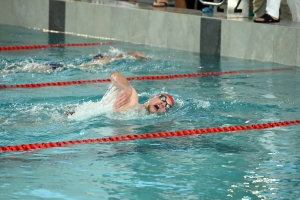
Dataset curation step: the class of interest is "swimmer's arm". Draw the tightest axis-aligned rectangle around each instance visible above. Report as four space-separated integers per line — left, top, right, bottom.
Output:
81 57 113 66
110 71 137 110
126 52 148 59
87 52 147 64
112 52 148 59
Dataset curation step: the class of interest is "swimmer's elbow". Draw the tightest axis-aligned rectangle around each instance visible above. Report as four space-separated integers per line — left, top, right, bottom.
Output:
110 71 117 77
110 71 123 85
110 71 129 88
110 71 124 80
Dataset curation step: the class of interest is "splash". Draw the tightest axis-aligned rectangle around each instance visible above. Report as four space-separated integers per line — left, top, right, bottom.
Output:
68 84 119 121
0 58 65 73
107 46 124 56
67 84 162 121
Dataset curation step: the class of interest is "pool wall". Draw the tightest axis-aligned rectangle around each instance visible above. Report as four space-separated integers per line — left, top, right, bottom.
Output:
0 0 299 67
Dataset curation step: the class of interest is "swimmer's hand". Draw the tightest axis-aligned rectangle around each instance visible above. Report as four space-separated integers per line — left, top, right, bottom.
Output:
113 86 132 110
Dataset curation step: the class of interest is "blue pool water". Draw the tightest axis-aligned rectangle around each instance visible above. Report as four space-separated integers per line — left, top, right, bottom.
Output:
1 24 300 199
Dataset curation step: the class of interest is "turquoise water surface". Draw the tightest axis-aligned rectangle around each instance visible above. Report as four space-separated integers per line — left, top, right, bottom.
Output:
1 25 300 199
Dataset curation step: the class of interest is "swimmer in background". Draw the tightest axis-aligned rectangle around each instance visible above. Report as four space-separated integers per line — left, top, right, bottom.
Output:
80 51 148 66
48 51 147 69
46 51 148 70
0 52 148 73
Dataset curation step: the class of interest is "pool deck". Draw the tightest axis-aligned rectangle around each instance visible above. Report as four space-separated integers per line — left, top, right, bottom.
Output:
0 0 299 67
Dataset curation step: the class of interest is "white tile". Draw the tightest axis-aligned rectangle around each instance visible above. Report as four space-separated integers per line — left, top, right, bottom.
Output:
249 23 275 62
11 0 28 27
76 2 95 36
94 5 111 39
167 13 188 50
0 0 12 25
147 11 168 48
65 2 77 33
111 7 130 41
229 21 252 59
221 19 230 57
274 26 298 66
297 30 300 67
129 9 149 44
187 15 200 53
27 0 49 29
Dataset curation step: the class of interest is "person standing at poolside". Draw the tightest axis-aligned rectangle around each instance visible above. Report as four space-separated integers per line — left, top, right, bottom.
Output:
254 0 300 23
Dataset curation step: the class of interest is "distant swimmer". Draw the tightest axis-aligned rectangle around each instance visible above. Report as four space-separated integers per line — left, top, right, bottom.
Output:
66 71 175 117
80 51 148 66
40 51 148 69
0 52 148 73
0 62 65 73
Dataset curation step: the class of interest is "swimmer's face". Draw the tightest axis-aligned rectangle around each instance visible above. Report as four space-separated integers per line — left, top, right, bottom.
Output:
146 94 174 113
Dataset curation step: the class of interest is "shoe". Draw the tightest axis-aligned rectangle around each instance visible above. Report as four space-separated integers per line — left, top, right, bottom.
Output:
254 13 280 23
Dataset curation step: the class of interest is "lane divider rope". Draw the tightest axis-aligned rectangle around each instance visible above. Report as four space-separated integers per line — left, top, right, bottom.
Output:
0 41 120 51
0 67 293 89
1 120 299 153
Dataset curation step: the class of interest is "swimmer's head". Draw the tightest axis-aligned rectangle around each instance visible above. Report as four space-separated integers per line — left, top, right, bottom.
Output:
144 93 175 113
93 53 104 60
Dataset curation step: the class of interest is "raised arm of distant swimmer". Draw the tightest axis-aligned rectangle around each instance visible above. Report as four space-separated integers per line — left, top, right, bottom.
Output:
81 52 148 67
107 52 147 59
110 71 138 111
126 52 148 59
103 52 148 60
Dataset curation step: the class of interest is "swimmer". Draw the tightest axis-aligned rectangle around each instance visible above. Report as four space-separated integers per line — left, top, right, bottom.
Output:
0 52 148 73
66 71 174 117
111 71 174 113
0 62 65 73
80 51 148 66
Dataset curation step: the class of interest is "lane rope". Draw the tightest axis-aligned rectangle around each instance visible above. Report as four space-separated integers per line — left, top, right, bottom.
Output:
0 67 293 89
1 120 299 153
0 41 120 51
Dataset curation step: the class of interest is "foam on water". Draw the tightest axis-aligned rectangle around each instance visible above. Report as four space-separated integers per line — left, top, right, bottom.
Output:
67 84 117 121
67 83 172 121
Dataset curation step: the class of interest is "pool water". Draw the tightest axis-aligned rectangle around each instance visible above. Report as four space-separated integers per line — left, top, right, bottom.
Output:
1 24 300 199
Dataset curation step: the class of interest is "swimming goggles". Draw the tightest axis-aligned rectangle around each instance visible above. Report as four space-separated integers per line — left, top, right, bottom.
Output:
159 95 172 111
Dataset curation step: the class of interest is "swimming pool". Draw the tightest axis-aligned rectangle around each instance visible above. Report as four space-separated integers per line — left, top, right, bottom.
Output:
1 24 300 199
